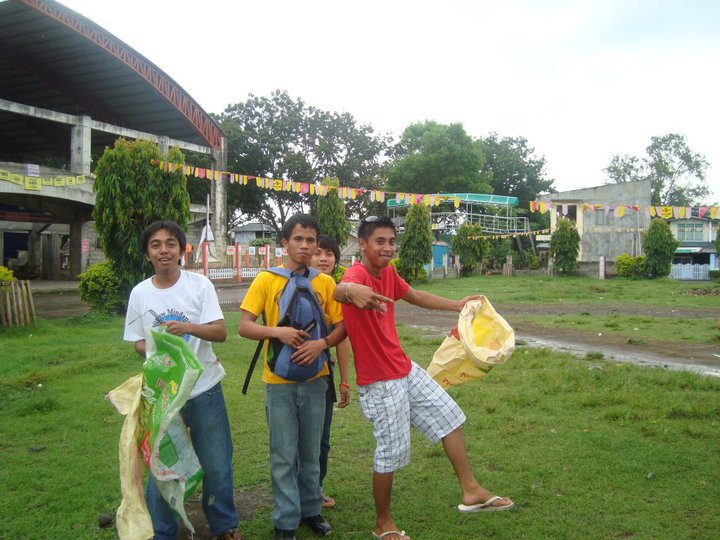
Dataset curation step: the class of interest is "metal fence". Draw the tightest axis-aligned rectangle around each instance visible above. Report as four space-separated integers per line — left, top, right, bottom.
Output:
670 263 710 280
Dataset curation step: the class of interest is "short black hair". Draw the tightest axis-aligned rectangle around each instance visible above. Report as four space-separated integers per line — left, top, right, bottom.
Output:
358 215 395 240
281 214 320 241
141 220 187 255
317 234 340 264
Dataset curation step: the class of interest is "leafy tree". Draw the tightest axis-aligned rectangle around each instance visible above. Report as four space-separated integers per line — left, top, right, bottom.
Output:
397 204 433 283
643 218 679 278
93 138 190 305
387 121 491 195
550 218 580 274
480 133 554 204
451 223 488 276
314 177 351 247
216 90 390 234
604 133 709 205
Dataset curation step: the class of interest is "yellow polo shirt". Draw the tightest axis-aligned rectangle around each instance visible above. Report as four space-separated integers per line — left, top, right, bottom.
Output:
240 268 343 384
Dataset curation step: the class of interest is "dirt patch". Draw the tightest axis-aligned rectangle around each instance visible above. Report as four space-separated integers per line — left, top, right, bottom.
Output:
176 486 273 539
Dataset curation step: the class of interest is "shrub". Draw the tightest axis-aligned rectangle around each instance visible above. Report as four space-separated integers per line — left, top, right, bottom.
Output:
78 262 125 315
616 253 647 278
486 239 512 270
550 218 581 274
527 253 541 270
709 269 720 280
332 265 346 284
397 204 433 284
0 265 16 282
451 223 489 276
643 218 680 278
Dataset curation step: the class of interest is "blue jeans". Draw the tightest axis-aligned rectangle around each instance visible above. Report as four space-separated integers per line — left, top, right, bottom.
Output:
146 382 238 539
319 375 334 489
266 377 327 530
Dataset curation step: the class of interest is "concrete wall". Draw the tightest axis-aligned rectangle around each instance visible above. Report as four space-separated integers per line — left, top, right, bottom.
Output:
539 180 652 263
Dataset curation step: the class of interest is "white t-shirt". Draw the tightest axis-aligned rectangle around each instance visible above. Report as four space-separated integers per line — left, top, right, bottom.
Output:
124 270 226 398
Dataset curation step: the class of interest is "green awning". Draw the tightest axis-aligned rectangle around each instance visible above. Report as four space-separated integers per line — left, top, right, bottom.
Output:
386 192 519 207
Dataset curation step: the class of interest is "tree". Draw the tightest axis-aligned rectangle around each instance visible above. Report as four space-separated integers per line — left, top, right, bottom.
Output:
314 177 351 247
397 204 433 283
604 133 709 205
387 121 491 195
93 138 190 305
480 133 554 204
643 218 679 278
451 223 488 276
216 91 390 235
550 218 580 274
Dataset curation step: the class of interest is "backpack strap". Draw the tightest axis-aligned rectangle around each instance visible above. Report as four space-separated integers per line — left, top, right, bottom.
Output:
242 338 265 395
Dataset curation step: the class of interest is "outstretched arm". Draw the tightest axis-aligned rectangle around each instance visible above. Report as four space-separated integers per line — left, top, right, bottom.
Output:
401 288 483 312
334 282 392 312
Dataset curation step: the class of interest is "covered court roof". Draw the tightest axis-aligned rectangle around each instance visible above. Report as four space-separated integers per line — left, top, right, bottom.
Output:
0 0 223 162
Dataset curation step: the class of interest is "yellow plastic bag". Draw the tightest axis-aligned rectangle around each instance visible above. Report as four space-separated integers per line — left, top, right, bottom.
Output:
427 297 514 388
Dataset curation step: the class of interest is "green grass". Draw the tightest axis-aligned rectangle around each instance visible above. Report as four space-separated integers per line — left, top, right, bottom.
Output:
419 274 720 309
513 313 720 346
2 278 720 539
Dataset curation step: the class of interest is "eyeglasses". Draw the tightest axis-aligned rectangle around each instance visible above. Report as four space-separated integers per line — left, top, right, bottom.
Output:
362 215 381 223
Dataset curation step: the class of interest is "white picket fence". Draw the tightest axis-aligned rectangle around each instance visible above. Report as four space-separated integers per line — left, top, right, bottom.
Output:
189 267 264 281
670 263 710 280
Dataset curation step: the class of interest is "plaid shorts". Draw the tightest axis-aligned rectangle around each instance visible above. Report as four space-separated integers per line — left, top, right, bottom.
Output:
358 362 466 473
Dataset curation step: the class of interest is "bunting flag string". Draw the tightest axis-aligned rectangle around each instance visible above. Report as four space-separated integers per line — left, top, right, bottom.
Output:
153 159 465 208
529 200 719 220
0 168 87 191
151 160 720 219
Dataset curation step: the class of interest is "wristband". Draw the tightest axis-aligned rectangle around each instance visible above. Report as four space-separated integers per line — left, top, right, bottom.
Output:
323 337 331 349
345 283 352 303
339 382 350 389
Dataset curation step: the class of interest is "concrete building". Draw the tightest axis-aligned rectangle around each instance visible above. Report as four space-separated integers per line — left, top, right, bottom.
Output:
0 0 227 279
668 217 718 280
538 180 653 273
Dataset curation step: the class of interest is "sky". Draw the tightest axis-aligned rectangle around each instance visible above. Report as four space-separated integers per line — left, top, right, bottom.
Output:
58 0 719 202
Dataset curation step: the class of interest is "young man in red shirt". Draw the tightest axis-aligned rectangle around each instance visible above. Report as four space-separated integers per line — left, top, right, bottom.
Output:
334 216 513 540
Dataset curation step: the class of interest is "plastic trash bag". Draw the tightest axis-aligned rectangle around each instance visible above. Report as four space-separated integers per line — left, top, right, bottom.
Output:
110 326 204 539
140 326 204 533
427 297 514 389
108 373 154 540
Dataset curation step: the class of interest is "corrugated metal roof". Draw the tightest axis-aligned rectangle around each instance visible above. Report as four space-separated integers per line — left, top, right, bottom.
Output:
0 0 223 162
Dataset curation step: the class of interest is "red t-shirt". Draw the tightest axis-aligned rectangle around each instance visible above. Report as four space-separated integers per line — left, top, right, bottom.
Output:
341 262 411 386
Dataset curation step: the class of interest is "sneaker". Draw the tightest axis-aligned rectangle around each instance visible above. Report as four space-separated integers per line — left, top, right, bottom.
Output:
274 527 297 540
321 493 336 509
302 514 333 536
217 528 243 540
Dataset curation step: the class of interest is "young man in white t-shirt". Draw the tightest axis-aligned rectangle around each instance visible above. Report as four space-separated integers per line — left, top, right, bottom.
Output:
124 220 242 540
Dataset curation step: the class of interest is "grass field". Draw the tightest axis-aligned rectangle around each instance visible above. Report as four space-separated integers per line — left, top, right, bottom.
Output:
1 276 719 539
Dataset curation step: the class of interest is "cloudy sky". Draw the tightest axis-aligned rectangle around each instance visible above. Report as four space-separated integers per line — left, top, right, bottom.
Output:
59 0 719 201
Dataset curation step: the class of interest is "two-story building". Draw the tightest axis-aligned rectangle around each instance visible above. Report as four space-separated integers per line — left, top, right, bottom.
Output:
667 217 718 280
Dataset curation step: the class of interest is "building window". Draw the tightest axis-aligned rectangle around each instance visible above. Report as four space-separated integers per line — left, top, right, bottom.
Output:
596 209 614 226
677 222 703 241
